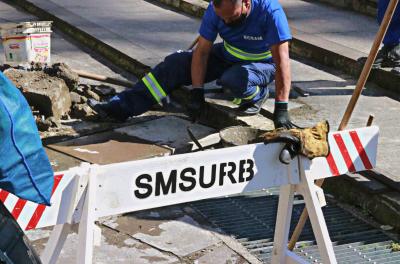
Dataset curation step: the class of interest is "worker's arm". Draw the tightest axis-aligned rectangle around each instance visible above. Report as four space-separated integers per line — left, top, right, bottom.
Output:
187 36 213 121
271 41 291 102
271 41 295 129
191 36 213 87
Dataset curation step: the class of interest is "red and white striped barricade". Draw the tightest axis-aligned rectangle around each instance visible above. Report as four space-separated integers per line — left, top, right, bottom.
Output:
0 126 379 264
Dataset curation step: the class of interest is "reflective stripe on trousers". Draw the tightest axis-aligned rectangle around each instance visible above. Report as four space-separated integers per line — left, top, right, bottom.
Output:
232 86 260 105
142 72 167 104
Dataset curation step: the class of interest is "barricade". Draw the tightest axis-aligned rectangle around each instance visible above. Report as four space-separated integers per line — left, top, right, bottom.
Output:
0 126 379 264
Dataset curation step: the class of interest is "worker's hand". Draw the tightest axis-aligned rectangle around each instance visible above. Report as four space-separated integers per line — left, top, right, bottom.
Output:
187 87 205 122
273 102 298 129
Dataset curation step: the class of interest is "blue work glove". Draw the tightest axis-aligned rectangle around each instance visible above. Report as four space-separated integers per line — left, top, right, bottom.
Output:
187 87 205 122
273 101 298 129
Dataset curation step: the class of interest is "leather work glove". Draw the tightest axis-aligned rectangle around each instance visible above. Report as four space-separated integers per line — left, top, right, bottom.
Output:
187 87 205 122
261 130 301 164
257 120 330 164
273 102 298 129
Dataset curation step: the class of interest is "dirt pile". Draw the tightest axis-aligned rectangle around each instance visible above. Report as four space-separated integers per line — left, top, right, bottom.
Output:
2 63 116 132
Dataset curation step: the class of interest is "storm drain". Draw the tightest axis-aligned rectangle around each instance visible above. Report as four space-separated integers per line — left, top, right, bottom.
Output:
191 189 400 263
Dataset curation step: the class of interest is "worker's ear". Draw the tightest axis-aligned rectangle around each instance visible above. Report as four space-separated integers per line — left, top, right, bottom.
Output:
243 0 250 9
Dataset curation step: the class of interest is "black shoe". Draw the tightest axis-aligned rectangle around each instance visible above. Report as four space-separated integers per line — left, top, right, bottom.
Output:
373 45 391 69
87 99 127 122
392 66 400 76
385 44 400 68
236 88 269 116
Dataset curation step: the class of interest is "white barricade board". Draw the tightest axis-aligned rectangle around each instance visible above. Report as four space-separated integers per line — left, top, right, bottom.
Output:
0 167 86 230
94 142 300 218
306 126 379 180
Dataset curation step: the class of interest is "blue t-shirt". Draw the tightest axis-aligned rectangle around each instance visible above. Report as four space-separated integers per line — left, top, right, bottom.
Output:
199 0 292 62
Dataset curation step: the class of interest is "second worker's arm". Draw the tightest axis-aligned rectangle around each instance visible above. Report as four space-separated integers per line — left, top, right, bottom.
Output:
188 36 214 121
271 41 295 129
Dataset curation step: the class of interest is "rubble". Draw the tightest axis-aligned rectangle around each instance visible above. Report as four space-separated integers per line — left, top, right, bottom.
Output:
4 68 72 120
1 62 114 134
45 62 79 90
71 103 95 119
92 84 116 97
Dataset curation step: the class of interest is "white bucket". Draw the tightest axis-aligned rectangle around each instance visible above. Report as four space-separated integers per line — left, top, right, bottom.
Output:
0 21 52 64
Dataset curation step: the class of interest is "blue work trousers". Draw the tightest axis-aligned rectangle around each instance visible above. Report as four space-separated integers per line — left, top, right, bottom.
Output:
378 0 400 45
108 43 276 118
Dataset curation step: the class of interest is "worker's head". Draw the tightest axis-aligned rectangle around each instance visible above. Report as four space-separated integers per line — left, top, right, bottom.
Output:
213 0 250 27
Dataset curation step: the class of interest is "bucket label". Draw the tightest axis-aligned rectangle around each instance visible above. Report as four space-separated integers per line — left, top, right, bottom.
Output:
2 33 51 64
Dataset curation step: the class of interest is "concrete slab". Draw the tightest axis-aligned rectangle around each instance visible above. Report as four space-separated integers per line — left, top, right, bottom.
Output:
197 243 247 264
47 130 172 164
115 116 215 151
133 215 220 257
26 226 180 263
189 132 221 151
45 147 81 171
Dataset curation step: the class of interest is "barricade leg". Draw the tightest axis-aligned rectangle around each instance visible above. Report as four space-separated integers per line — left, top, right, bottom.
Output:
77 169 98 264
272 184 295 264
272 184 308 264
41 223 72 264
298 161 337 264
41 172 86 264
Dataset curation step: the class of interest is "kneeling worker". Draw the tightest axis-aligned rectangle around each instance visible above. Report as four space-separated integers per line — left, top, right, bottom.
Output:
89 0 296 129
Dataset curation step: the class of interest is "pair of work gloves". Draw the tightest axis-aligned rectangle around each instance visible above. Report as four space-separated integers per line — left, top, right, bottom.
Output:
254 120 330 164
187 87 296 129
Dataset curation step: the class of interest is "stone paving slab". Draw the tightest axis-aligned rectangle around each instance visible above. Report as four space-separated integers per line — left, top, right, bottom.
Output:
133 215 220 257
26 225 181 264
115 116 215 151
197 243 245 264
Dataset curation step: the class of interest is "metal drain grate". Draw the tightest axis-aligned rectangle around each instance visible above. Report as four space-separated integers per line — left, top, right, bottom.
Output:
191 190 400 263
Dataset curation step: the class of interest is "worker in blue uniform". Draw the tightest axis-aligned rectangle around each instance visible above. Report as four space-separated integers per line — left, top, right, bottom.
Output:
89 0 296 129
374 0 400 74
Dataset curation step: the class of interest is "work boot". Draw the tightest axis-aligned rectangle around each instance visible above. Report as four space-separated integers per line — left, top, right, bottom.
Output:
236 88 269 116
386 44 400 68
372 45 391 69
392 66 400 76
87 98 127 122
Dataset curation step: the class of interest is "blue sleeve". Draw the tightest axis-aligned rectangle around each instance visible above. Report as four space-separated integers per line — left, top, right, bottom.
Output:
199 3 218 42
265 1 292 46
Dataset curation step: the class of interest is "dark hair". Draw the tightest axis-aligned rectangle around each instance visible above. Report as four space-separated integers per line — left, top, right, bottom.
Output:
213 0 241 8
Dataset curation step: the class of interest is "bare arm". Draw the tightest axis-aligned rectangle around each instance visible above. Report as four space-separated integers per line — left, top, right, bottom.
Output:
271 41 291 101
191 36 213 87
